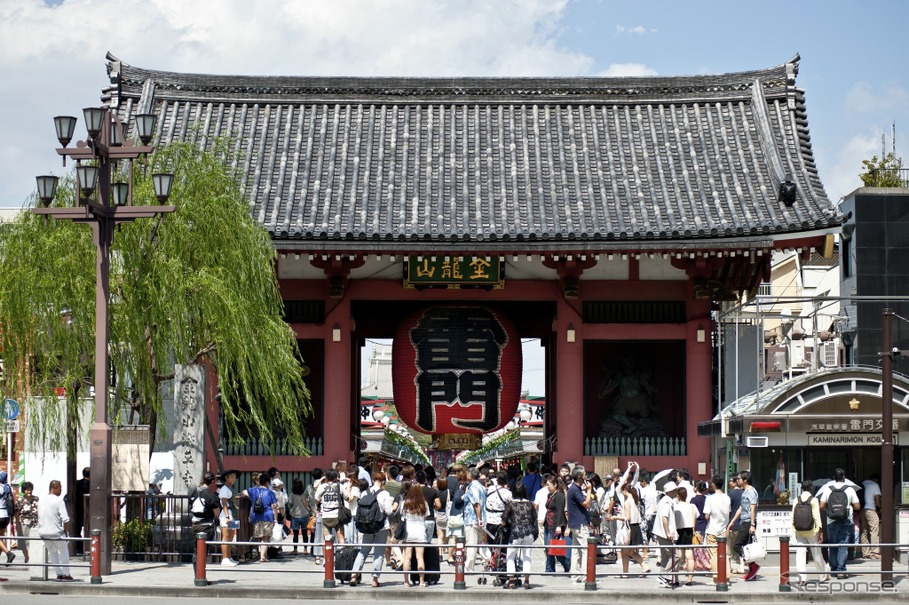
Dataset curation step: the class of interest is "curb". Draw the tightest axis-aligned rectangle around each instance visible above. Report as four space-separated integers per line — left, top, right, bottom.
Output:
4 581 909 602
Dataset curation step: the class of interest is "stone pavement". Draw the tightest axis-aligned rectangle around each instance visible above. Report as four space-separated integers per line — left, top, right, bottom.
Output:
0 544 906 601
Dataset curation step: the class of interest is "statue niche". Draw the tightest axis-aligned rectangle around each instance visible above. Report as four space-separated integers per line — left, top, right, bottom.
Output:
597 354 664 438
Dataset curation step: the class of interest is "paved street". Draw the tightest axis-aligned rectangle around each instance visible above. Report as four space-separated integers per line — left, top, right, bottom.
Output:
1 544 906 601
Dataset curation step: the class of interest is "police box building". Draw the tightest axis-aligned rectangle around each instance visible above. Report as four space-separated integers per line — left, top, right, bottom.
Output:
101 53 842 478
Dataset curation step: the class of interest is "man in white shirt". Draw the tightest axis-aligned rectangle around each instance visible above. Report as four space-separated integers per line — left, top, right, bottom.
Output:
819 468 860 578
533 475 549 543
860 474 882 560
702 474 731 584
653 481 679 588
37 480 73 581
639 473 658 553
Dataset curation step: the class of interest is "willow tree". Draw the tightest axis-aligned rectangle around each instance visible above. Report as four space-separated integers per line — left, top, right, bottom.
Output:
0 140 311 463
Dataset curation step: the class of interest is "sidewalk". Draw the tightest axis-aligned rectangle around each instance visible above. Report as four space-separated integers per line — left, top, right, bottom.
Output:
0 546 905 601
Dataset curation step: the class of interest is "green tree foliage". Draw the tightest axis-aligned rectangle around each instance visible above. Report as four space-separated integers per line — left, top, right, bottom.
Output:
859 152 905 187
0 141 311 456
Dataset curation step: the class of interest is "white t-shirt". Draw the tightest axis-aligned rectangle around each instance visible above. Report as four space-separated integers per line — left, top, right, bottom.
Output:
315 481 341 518
38 492 70 538
673 500 697 529
533 484 549 523
218 484 234 523
703 491 731 536
862 480 881 510
640 483 658 518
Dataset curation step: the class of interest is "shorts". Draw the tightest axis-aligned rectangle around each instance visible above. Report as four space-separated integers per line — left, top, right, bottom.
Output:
0 518 9 531
220 519 240 530
322 517 340 529
291 515 310 531
252 521 274 540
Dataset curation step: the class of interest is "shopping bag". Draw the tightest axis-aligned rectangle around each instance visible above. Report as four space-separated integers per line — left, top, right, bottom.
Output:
692 533 710 571
614 521 630 546
548 538 567 556
742 537 767 563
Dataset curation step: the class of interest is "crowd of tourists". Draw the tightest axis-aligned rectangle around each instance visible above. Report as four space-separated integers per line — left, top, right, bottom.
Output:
188 460 868 589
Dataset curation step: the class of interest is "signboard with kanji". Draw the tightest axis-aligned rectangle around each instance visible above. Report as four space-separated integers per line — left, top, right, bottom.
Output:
404 256 503 288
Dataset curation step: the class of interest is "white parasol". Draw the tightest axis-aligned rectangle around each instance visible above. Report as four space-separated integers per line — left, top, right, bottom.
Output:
651 468 676 490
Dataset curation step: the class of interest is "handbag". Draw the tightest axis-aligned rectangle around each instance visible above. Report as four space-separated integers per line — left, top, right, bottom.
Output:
614 521 631 546
394 519 407 541
337 504 352 525
334 485 352 525
742 536 767 563
548 538 567 556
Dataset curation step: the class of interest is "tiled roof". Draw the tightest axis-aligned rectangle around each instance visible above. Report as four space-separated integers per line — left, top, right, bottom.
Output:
103 53 841 245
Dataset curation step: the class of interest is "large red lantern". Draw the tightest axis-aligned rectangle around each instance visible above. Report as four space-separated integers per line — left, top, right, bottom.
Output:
392 305 523 435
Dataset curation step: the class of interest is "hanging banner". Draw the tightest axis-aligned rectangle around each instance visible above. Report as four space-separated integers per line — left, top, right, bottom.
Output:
392 305 522 435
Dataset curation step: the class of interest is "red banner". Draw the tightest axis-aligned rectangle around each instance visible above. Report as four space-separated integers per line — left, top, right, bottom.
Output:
392 305 522 435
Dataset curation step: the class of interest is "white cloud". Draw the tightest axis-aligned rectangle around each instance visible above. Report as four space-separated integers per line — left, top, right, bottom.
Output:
596 63 658 77
615 25 656 35
844 82 909 113
821 131 882 203
0 0 597 206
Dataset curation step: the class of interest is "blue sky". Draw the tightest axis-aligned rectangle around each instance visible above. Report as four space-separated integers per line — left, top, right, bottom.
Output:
2 0 907 394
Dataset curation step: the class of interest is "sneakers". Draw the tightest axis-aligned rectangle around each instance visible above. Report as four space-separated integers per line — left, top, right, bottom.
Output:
221 558 238 567
4 552 14 566
57 575 75 582
658 577 675 589
742 562 760 581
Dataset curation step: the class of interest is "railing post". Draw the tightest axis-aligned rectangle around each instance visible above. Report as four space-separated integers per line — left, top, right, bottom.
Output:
323 536 336 588
778 535 791 592
716 535 728 592
453 539 466 590
585 536 597 591
194 532 208 587
90 529 102 584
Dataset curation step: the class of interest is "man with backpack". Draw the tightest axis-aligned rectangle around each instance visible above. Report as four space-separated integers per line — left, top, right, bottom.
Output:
819 469 860 579
791 479 828 586
349 472 396 588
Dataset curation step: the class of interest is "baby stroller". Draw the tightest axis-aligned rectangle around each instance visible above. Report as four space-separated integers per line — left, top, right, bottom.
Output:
480 526 521 587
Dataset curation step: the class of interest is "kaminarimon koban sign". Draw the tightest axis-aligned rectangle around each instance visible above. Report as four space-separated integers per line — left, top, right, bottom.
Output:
392 306 522 437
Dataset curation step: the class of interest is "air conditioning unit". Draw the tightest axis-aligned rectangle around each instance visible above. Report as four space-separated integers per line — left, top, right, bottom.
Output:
820 342 839 367
746 436 769 448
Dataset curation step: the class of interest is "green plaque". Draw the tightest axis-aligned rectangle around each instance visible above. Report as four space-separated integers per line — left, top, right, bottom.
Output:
404 256 503 288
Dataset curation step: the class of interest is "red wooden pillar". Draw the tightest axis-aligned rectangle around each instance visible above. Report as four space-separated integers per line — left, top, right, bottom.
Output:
323 297 353 463
686 314 712 474
553 296 584 464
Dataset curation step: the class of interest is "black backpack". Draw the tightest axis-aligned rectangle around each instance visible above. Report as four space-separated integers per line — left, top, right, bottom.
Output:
826 486 850 521
792 494 815 531
253 488 266 514
355 490 387 534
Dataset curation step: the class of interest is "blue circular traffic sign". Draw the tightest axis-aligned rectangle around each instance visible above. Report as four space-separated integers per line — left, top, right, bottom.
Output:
1 399 19 421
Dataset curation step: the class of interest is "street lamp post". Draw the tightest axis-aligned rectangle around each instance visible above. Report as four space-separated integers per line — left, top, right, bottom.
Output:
33 107 174 575
881 308 895 582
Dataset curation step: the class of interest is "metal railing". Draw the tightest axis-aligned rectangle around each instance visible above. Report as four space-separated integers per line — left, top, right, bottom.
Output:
584 435 687 456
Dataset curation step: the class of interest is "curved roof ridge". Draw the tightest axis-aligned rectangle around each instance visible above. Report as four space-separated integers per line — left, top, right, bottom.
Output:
108 54 796 104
